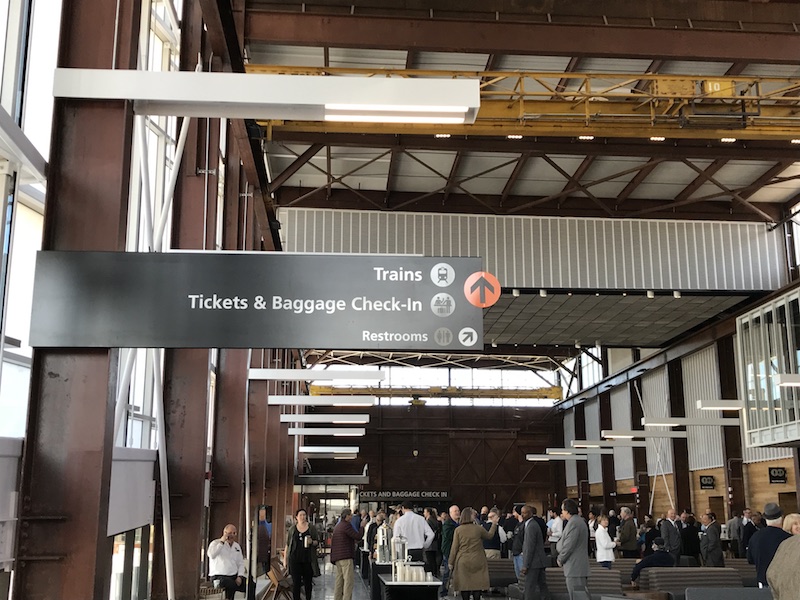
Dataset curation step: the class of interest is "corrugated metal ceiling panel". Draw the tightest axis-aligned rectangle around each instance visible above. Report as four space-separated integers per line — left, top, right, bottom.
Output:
327 47 407 68
660 61 734 75
413 51 490 70
393 151 457 193
247 43 324 66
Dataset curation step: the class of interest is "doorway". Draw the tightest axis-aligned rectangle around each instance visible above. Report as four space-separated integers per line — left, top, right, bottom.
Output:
778 492 798 513
708 496 725 519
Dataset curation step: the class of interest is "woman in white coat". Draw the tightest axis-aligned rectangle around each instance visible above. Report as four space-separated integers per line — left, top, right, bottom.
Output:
595 514 617 569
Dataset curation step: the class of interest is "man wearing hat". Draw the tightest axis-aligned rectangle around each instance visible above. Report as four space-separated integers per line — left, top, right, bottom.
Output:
747 502 792 588
630 537 675 588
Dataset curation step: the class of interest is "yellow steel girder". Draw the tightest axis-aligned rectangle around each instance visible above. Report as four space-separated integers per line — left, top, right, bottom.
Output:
308 384 563 400
245 65 800 140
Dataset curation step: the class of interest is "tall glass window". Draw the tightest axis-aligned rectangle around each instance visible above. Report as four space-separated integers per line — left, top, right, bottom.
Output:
737 289 800 446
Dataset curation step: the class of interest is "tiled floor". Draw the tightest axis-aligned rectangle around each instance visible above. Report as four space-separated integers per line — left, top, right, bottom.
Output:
312 558 372 600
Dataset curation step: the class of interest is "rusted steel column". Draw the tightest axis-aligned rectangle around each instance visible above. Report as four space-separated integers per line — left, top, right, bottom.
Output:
629 379 649 523
247 349 275 556
717 336 745 520
668 359 691 513
209 125 250 539
13 0 141 598
573 404 590 517
150 1 219 597
598 391 616 514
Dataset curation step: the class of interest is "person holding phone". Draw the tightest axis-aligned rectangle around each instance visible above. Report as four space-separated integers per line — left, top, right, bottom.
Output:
208 524 256 600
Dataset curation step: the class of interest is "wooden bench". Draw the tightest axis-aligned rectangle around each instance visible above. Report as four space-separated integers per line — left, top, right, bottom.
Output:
643 567 743 600
486 558 518 589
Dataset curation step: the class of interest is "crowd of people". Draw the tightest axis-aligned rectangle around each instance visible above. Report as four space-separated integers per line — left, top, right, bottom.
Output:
204 499 800 600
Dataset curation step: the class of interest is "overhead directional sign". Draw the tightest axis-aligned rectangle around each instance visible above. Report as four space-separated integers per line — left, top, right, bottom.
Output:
30 252 486 350
464 271 501 308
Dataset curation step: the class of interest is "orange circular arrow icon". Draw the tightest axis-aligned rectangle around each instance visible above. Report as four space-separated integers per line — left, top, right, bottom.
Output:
464 271 501 308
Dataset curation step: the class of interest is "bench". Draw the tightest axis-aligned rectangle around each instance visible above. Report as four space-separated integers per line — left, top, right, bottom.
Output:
725 558 759 587
486 558 518 589
684 588 773 600
644 567 743 600
508 568 621 600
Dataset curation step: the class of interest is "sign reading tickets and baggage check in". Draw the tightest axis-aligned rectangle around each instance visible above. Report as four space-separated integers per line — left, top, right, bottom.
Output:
30 252 498 350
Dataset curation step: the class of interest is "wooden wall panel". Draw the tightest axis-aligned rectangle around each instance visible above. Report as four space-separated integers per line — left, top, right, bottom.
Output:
305 405 562 512
744 461 798 514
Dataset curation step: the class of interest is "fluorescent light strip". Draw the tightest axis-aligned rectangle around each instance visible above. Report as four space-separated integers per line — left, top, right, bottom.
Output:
602 429 688 439
695 400 743 411
287 428 365 437
325 114 465 124
641 417 740 427
546 447 614 455
571 440 647 448
279 414 370 424
526 453 588 461
249 368 385 381
325 103 469 113
775 374 800 387
304 453 358 460
268 396 375 407
300 446 359 454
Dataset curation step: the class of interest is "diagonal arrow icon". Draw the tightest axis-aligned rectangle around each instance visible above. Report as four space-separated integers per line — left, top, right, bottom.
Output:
461 330 474 343
470 276 495 305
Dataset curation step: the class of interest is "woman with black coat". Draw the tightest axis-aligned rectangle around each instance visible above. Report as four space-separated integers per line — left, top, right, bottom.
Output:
424 507 443 574
285 508 321 600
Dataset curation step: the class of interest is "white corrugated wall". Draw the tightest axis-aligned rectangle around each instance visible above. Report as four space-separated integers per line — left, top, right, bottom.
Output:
610 386 634 480
564 409 577 487
585 399 603 484
682 345 726 470
640 369 674 476
608 348 634 376
280 208 787 291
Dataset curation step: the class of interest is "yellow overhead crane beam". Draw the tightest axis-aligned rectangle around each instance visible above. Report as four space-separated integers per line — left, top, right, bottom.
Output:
308 385 563 401
246 65 800 140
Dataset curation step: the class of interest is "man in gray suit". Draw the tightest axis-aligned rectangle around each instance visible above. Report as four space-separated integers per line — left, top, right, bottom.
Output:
556 499 590 600
520 505 551 600
660 508 682 566
700 512 725 567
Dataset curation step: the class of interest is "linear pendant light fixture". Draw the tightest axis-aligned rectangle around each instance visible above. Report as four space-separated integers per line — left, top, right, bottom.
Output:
695 399 744 411
279 414 371 424
287 427 365 437
249 369 385 382
546 447 614 455
641 417 740 427
267 396 375 407
300 446 360 454
526 454 588 461
53 69 481 124
774 374 800 387
306 454 358 460
571 440 647 448
602 429 688 439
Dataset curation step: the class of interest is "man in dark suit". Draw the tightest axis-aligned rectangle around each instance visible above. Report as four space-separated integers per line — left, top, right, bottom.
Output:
700 512 724 567
556 499 590 600
660 508 681 566
520 504 551 600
